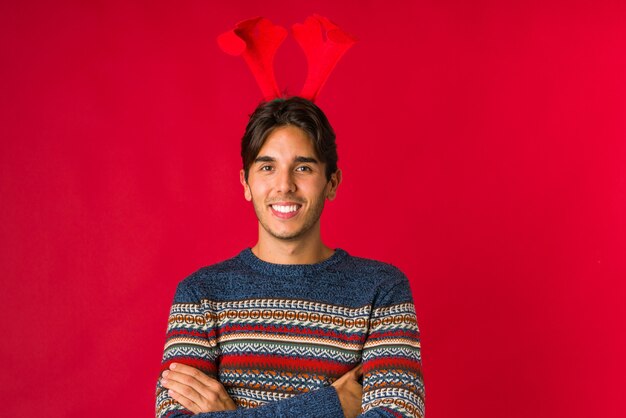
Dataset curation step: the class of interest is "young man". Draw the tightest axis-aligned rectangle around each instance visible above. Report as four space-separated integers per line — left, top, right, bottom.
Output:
156 97 424 418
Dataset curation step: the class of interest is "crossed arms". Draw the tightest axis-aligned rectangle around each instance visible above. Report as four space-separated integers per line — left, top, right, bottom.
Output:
156 273 424 418
160 362 363 417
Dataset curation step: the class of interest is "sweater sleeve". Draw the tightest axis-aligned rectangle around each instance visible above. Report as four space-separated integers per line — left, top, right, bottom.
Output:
357 271 425 418
155 280 345 418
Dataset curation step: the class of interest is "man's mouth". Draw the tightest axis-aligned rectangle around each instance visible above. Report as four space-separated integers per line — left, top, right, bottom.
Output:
271 204 300 213
270 203 302 219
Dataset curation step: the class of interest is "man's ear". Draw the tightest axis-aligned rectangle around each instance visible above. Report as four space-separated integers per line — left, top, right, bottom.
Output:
240 169 252 201
326 169 342 201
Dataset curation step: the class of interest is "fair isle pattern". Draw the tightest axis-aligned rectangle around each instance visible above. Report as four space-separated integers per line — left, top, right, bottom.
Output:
158 299 422 417
362 301 424 417
220 368 335 392
227 386 294 408
156 249 424 418
220 342 362 363
211 299 370 351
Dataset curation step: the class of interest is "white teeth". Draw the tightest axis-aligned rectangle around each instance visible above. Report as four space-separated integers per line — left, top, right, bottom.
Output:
272 204 299 213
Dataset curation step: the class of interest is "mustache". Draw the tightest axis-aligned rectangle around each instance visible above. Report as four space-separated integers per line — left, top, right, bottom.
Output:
266 197 306 205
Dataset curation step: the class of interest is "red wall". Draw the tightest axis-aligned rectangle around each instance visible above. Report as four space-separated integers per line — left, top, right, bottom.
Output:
2 1 625 417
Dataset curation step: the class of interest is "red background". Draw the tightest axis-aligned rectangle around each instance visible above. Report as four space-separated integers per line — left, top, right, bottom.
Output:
1 1 625 417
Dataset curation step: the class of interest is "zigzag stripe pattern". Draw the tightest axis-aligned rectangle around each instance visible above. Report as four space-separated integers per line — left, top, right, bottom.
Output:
371 302 416 317
203 298 372 315
219 369 333 394
227 386 294 408
229 385 293 402
364 370 424 393
162 346 218 361
220 341 361 363
362 346 422 362
219 334 364 351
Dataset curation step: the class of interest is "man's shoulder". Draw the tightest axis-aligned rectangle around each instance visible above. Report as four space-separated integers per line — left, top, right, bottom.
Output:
339 251 414 306
188 254 244 278
337 251 411 294
174 250 250 297
340 251 407 281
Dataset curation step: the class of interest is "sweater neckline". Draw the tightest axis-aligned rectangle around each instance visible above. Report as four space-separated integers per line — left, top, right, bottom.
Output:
238 247 348 276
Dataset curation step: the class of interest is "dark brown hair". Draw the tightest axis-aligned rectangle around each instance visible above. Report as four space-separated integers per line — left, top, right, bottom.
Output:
241 97 338 182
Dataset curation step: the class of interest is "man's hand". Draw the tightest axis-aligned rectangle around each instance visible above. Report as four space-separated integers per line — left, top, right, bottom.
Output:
332 364 363 418
160 363 237 413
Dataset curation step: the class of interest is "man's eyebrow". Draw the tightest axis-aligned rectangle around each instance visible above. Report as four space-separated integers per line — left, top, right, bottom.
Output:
294 156 319 164
254 156 275 163
254 156 319 164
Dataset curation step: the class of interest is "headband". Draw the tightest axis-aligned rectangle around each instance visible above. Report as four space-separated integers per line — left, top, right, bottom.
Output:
217 14 357 102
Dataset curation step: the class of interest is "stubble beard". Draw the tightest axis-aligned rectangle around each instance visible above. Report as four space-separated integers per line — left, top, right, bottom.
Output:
252 195 326 241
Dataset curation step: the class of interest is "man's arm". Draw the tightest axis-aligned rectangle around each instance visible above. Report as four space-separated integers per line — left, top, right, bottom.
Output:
356 271 425 418
160 362 364 418
156 282 221 418
156 281 347 418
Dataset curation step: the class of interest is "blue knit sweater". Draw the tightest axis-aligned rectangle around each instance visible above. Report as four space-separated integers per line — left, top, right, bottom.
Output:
156 248 424 417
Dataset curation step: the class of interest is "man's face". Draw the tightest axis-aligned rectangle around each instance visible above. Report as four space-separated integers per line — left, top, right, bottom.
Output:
240 125 341 242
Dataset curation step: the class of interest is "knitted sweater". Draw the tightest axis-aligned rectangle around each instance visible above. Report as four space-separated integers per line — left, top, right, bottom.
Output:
156 248 424 418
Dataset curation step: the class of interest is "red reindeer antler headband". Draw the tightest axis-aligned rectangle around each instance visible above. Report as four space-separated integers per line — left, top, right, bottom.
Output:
217 14 357 102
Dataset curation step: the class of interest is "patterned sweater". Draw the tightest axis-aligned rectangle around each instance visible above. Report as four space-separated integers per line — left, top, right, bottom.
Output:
156 248 424 418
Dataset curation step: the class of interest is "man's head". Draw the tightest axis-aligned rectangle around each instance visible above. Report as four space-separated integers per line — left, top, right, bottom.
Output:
239 97 341 243
241 97 338 183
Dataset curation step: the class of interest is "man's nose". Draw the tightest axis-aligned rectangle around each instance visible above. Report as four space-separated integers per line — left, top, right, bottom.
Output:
275 169 296 193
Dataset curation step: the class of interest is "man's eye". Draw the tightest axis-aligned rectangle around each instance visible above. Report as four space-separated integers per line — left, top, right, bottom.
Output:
260 166 273 171
296 166 312 172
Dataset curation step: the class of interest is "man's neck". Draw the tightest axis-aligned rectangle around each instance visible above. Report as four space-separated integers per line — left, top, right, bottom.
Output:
252 230 334 265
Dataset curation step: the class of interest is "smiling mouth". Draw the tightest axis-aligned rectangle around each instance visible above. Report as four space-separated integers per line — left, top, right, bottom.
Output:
270 203 302 218
271 204 301 213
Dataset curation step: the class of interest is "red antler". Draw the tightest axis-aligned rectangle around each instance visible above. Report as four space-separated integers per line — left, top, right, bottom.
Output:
292 14 357 102
217 17 287 101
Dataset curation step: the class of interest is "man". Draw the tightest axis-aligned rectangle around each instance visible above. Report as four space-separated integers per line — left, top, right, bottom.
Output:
156 97 424 418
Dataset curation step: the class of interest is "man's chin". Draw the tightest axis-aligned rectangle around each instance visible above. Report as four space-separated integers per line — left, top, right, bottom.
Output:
258 217 321 242
267 230 303 241
260 224 307 241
